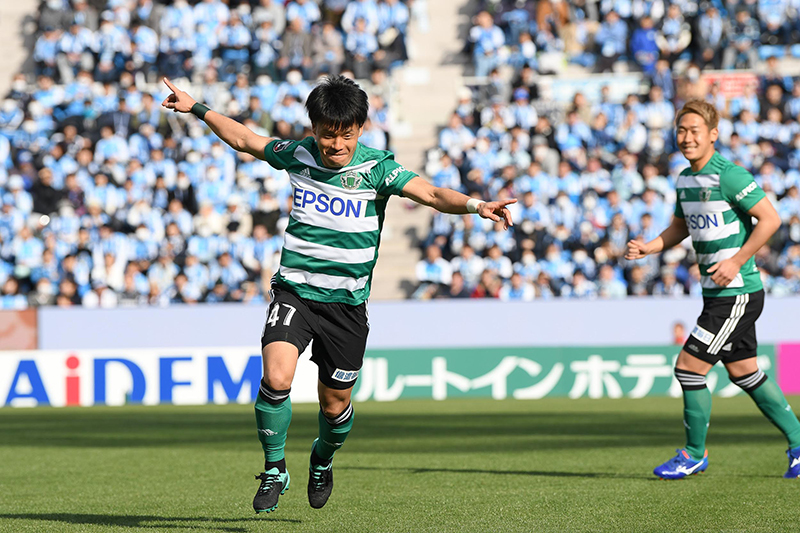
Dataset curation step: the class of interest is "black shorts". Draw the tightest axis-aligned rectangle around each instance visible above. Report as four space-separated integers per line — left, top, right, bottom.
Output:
683 290 764 365
260 286 370 390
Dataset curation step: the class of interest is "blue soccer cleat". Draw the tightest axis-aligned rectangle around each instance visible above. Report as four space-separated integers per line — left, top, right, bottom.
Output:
784 446 800 479
653 449 708 479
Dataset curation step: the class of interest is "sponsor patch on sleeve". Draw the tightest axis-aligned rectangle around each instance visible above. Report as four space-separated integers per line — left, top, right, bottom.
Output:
272 140 293 153
690 324 715 345
332 369 359 382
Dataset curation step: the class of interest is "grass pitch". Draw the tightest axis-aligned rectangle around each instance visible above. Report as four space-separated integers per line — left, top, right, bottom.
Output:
0 397 797 533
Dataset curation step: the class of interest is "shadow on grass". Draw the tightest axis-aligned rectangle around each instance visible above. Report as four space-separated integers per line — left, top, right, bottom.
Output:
0 513 300 532
339 465 650 480
0 408 784 452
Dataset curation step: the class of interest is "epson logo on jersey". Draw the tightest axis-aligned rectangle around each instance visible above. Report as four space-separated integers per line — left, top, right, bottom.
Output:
735 182 757 202
687 213 719 230
332 369 359 382
293 187 363 217
384 166 406 186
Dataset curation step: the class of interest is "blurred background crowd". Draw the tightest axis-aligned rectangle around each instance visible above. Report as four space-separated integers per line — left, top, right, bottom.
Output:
3 0 800 308
414 0 800 301
0 0 414 308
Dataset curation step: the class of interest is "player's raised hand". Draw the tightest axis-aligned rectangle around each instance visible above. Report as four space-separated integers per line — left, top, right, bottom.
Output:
477 199 517 230
625 239 649 260
161 77 196 113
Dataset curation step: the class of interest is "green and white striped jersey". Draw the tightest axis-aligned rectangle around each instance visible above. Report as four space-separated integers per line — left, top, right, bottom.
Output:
674 152 766 297
263 137 417 305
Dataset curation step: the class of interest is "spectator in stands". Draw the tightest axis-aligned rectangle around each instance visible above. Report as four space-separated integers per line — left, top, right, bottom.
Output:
345 17 379 79
470 10 505 77
722 8 760 70
313 21 346 77
631 16 659 75
655 4 691 64
593 11 627 73
694 6 724 70
414 244 452 299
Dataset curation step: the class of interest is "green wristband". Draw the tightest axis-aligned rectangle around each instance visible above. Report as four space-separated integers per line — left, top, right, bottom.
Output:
191 102 210 120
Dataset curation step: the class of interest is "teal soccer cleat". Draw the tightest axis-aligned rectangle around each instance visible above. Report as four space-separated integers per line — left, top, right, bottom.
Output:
253 467 290 513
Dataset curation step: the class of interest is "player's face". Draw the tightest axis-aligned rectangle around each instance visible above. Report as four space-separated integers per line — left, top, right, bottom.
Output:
313 122 363 169
676 113 718 163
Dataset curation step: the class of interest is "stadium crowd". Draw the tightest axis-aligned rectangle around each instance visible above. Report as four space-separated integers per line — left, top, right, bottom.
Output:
0 0 414 308
416 0 800 300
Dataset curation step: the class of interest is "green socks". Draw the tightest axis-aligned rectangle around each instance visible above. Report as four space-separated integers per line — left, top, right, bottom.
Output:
733 371 800 449
675 369 712 461
254 381 292 465
314 403 354 462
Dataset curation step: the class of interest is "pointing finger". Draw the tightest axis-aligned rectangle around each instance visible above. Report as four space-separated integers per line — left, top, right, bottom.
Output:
163 77 178 93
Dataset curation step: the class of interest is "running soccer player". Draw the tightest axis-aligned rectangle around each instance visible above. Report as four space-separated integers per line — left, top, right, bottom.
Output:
626 100 800 480
162 76 516 510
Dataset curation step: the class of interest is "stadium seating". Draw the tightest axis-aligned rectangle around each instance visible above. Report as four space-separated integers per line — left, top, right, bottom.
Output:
1 0 410 308
415 0 800 300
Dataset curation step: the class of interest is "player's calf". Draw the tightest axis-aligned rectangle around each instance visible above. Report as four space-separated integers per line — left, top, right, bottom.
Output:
731 368 800 477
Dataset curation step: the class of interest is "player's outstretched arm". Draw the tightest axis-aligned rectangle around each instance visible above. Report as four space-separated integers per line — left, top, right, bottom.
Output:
161 78 275 160
707 197 780 286
401 176 516 230
625 215 689 260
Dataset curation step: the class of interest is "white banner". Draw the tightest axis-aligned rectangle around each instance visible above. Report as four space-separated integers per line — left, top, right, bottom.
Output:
0 347 320 408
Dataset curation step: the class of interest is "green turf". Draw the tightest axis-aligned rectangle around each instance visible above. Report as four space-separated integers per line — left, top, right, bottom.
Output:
0 397 797 533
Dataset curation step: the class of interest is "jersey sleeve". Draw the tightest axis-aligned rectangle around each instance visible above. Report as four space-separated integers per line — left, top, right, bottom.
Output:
263 139 298 170
721 164 766 212
673 200 684 219
372 158 418 197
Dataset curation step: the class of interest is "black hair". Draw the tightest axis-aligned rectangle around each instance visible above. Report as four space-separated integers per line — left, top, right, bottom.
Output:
305 76 369 132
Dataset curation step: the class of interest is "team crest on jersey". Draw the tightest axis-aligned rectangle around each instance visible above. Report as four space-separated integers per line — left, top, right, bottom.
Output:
340 170 363 190
700 188 712 202
273 140 292 153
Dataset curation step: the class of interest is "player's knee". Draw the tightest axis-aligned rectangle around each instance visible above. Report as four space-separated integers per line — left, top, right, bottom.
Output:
257 379 290 405
262 374 293 396
730 368 767 392
320 401 353 424
674 367 708 390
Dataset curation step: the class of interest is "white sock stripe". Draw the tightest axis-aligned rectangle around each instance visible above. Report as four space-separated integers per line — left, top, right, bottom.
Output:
735 370 765 389
259 384 290 401
709 294 748 355
675 370 707 387
326 403 353 425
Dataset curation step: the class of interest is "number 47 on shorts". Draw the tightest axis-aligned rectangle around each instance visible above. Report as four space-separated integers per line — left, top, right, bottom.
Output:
267 303 297 328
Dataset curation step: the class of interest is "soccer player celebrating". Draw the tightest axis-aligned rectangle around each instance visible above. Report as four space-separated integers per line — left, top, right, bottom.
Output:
626 100 800 480
162 76 515 510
